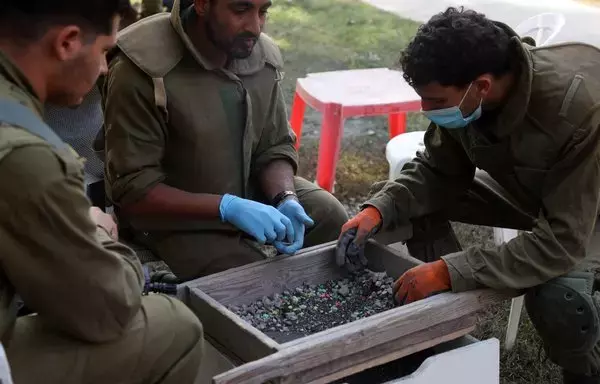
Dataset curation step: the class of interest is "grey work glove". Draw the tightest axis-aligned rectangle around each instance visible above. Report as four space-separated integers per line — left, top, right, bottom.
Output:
336 228 369 272
335 207 382 271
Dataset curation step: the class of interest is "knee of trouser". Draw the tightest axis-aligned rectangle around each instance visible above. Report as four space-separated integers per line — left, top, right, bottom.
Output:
563 369 600 384
144 295 204 359
170 299 204 349
405 214 461 262
301 190 349 242
409 213 454 243
525 272 600 376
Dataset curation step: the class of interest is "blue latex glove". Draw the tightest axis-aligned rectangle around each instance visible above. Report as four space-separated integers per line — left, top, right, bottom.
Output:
219 194 294 245
274 198 314 255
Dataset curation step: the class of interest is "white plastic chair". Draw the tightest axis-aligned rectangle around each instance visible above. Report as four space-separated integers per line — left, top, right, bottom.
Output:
385 131 426 181
514 13 566 46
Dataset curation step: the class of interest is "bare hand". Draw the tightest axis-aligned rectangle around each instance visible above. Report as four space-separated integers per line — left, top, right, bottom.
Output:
89 207 118 240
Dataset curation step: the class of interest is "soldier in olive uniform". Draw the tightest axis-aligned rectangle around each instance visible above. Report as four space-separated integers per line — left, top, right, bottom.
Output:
0 1 203 383
338 8 600 383
101 0 348 281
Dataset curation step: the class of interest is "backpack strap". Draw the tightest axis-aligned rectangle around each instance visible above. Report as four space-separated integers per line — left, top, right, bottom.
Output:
0 99 104 205
0 99 67 151
152 77 169 123
0 99 82 180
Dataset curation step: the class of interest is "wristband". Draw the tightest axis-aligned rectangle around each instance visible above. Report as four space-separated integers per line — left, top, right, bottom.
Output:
271 190 297 207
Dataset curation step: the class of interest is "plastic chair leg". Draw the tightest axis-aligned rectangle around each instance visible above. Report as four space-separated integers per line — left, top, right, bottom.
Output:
505 295 525 351
290 91 306 150
316 103 344 193
389 112 407 138
493 227 523 351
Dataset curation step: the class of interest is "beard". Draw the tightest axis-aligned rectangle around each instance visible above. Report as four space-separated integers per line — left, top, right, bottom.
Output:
205 19 258 60
48 54 96 107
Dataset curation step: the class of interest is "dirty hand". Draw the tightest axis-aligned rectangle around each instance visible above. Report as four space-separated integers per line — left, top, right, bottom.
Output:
335 207 382 270
393 260 451 305
274 198 314 255
89 206 118 240
219 194 294 245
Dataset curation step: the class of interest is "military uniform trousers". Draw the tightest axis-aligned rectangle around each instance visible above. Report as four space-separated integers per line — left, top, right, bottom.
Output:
4 295 204 384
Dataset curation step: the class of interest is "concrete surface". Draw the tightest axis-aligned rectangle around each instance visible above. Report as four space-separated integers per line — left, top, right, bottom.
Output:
364 0 600 47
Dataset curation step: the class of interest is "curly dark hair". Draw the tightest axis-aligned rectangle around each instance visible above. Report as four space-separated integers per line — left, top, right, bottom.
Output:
400 7 514 88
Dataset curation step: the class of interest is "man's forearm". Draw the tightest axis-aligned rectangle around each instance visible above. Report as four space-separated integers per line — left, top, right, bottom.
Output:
260 159 296 202
121 183 222 218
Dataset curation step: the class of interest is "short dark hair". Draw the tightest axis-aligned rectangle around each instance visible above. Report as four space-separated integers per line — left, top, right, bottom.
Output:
400 7 514 88
0 0 133 41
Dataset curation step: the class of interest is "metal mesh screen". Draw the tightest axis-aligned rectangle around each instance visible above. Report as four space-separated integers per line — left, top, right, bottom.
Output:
44 86 105 181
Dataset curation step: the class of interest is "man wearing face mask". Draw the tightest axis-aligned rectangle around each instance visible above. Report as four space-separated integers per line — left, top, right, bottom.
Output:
338 7 600 383
100 0 348 281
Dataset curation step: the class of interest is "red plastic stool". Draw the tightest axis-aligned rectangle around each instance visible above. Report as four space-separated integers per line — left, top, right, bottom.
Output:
290 68 421 192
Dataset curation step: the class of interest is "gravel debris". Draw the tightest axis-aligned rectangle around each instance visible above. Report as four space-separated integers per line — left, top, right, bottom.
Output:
228 269 395 343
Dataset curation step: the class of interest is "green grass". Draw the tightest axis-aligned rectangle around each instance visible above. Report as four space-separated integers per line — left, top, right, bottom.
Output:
266 0 419 99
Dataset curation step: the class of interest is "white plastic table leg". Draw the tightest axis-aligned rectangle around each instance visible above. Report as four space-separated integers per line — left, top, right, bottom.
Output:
493 228 518 245
505 295 525 351
493 227 523 351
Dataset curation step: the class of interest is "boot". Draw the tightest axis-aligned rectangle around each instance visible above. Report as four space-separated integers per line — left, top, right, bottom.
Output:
563 370 600 384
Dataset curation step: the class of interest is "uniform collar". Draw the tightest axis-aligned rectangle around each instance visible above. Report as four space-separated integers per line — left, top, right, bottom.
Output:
492 39 533 138
480 22 533 138
0 50 44 118
170 0 217 71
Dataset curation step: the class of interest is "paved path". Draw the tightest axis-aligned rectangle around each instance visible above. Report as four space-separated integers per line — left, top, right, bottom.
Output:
365 0 600 47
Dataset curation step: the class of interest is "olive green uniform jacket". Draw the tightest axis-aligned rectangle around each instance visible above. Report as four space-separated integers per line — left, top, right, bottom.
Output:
101 0 347 279
367 33 600 293
0 52 203 384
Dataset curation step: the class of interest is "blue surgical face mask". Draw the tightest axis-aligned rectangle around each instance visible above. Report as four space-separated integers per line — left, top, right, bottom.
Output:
422 83 482 129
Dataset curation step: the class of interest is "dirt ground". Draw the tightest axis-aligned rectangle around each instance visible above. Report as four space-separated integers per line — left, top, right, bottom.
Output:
268 0 563 382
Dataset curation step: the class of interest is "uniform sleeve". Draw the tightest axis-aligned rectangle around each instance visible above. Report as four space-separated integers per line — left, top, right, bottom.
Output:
443 119 600 292
365 124 476 229
251 79 299 177
0 145 144 343
102 54 168 206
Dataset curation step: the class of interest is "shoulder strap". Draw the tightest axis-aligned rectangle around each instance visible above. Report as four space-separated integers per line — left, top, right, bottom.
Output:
152 77 169 123
0 99 67 150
